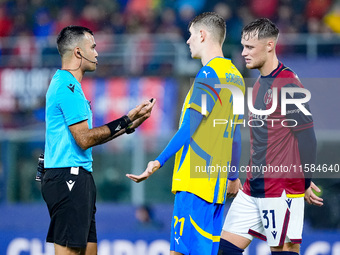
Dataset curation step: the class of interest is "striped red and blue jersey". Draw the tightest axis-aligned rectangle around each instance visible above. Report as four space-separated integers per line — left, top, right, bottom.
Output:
243 62 314 198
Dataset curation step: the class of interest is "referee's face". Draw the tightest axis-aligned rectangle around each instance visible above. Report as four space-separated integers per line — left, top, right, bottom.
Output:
241 33 268 70
80 32 98 72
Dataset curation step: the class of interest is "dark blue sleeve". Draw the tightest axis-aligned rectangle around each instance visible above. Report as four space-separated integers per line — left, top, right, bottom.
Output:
156 108 203 167
281 83 313 131
295 127 317 189
228 125 241 180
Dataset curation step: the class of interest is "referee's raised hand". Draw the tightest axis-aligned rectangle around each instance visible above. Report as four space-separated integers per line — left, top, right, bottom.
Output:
127 98 156 130
127 98 156 122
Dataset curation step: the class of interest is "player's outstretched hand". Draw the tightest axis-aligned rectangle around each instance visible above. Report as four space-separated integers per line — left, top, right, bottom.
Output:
304 181 324 207
127 99 156 122
226 178 243 198
126 160 161 183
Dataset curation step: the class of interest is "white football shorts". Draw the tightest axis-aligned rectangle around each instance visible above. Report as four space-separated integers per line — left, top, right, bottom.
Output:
222 190 304 247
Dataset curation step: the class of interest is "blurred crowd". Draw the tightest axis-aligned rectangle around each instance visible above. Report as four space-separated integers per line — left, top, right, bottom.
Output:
0 0 339 69
0 0 338 71
0 0 339 43
0 0 340 129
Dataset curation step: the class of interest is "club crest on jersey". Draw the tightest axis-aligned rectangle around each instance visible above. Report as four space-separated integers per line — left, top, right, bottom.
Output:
264 89 273 105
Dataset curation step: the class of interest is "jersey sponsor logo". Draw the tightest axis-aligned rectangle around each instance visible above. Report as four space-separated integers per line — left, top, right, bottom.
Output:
285 198 292 209
248 111 268 121
66 180 75 191
67 84 75 93
264 89 273 105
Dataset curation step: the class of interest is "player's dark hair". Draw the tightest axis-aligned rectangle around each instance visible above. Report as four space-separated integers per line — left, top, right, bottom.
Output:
242 18 279 40
188 12 226 45
57 25 93 57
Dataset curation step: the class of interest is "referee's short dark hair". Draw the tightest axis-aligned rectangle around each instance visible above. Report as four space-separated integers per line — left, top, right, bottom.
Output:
242 18 279 40
189 12 226 45
57 26 93 57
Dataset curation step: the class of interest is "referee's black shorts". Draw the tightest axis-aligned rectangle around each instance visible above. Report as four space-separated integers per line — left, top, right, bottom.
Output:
41 167 97 248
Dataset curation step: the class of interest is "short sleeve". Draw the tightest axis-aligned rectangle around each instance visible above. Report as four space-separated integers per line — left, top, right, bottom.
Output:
188 66 221 116
57 84 88 126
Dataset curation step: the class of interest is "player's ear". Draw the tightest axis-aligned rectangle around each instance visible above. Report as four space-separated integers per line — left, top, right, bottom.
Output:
200 29 207 42
267 40 275 52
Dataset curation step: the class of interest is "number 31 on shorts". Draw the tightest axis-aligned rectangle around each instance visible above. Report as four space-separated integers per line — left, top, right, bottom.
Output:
262 209 276 229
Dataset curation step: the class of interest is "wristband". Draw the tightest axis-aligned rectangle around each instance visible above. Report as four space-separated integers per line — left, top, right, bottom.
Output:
106 115 132 136
122 115 132 126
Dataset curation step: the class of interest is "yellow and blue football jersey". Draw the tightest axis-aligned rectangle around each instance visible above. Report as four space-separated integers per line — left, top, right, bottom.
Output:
172 57 245 204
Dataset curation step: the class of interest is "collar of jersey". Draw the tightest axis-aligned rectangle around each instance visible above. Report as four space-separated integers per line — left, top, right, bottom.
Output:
58 69 81 86
261 62 283 78
205 56 231 66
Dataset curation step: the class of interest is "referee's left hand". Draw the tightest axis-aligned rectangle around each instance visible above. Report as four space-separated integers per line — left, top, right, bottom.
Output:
126 160 161 183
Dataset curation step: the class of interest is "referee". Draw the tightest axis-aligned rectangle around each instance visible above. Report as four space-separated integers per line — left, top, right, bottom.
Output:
41 26 156 255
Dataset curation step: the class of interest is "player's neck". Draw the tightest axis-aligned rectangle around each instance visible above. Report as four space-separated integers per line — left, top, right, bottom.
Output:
259 56 279 76
201 47 224 66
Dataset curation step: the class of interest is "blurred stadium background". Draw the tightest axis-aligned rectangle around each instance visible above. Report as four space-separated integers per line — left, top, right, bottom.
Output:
0 0 339 254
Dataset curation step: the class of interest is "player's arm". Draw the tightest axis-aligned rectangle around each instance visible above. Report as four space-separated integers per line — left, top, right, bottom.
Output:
295 127 316 189
126 108 203 183
282 84 316 189
282 83 322 206
69 100 155 150
226 124 243 198
294 127 323 206
127 66 217 183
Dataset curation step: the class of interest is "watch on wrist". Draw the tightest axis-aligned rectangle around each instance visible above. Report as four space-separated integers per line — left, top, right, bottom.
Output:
126 123 135 134
126 127 135 134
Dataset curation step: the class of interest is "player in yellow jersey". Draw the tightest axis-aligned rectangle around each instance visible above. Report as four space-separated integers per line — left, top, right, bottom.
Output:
127 12 245 255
